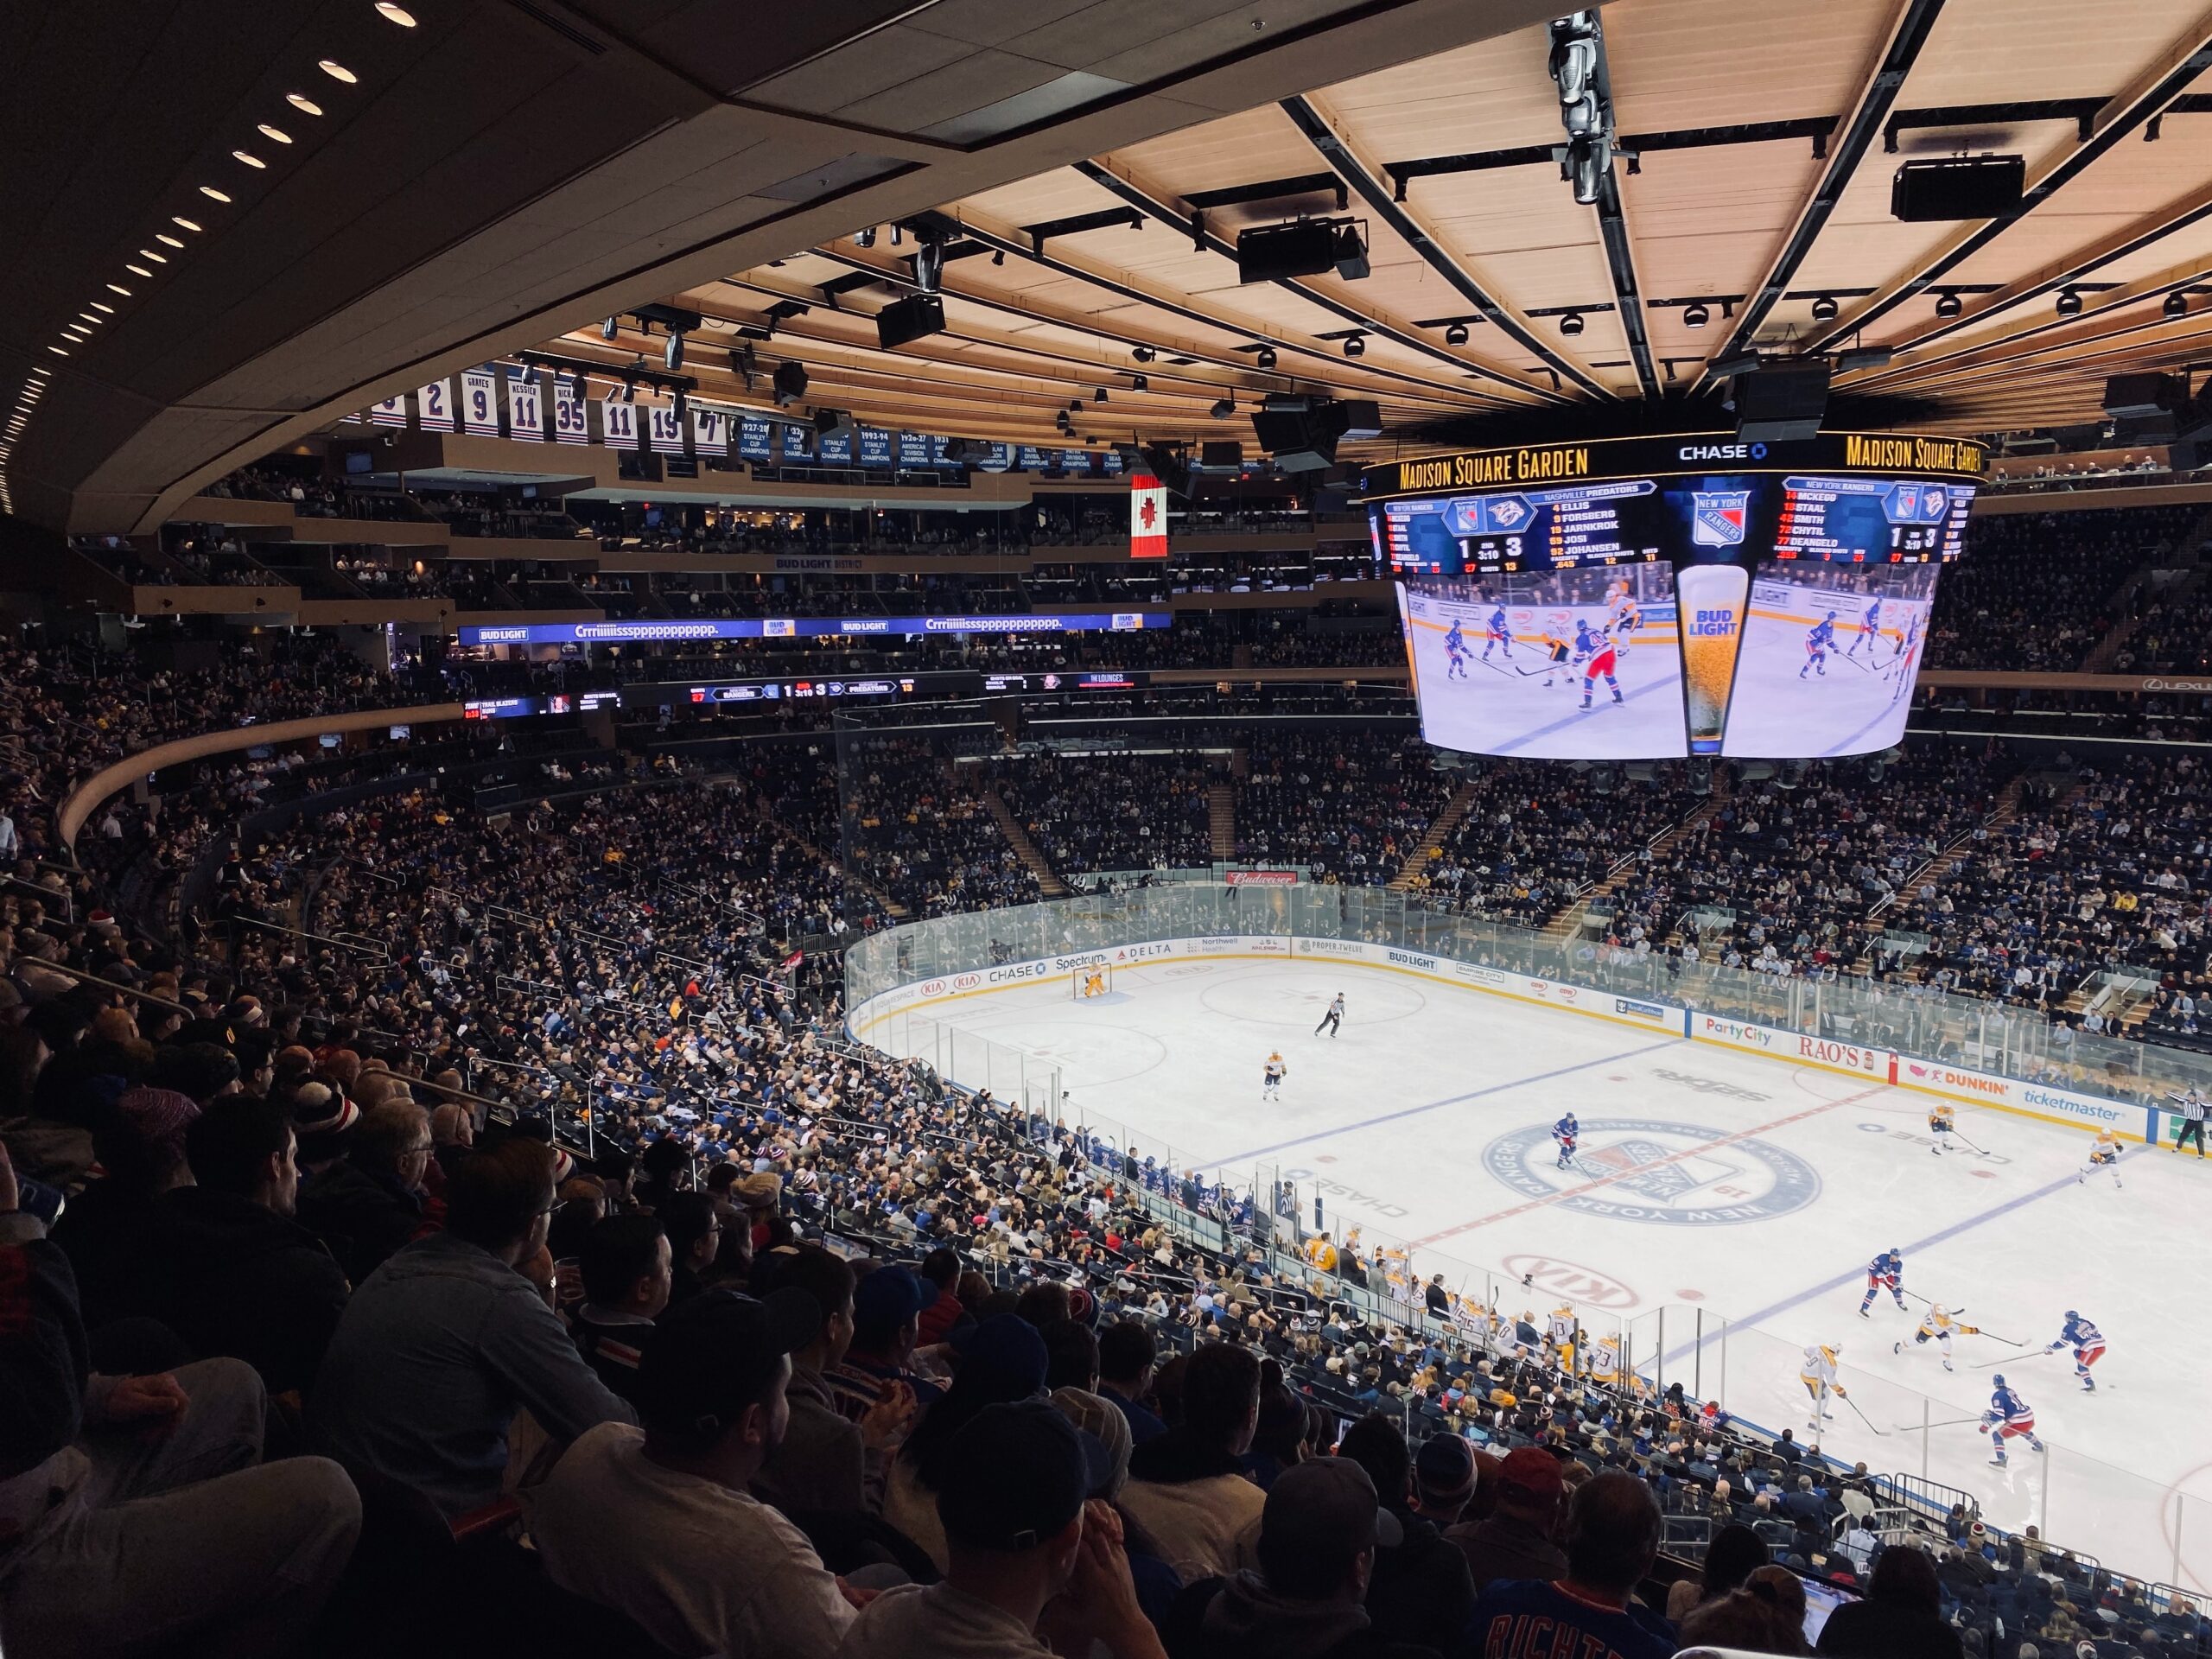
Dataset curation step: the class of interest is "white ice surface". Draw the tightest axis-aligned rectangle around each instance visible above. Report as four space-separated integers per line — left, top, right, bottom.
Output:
1725 588 1929 760
911 954 2212 1587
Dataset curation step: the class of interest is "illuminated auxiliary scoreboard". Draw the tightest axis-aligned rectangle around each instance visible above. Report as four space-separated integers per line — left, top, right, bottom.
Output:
1359 430 1986 762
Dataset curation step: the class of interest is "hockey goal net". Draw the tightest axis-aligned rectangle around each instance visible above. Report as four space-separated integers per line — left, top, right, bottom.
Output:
1071 962 1115 998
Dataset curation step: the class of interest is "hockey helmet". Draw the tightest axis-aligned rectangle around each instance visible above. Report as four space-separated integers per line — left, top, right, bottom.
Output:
1992 1373 2005 1386
2065 1310 2077 1320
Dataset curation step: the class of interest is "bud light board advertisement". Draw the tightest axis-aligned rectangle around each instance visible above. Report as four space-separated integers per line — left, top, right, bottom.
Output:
1364 431 1980 762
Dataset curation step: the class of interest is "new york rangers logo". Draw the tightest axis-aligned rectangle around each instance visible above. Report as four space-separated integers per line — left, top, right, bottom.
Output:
1691 491 1751 547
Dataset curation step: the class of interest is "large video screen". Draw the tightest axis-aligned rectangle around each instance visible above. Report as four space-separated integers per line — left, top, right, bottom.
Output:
1372 435 1979 761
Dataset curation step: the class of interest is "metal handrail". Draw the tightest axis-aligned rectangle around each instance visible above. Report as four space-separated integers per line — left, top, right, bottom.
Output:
10 958 191 1013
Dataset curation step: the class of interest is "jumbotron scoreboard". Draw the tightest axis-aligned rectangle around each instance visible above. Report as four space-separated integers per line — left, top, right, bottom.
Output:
1359 431 1986 761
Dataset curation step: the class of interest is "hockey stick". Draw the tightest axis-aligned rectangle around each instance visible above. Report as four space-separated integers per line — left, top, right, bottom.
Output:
1907 1416 1989 1430
1971 1350 2047 1369
1949 1130 1991 1155
1839 1393 1888 1436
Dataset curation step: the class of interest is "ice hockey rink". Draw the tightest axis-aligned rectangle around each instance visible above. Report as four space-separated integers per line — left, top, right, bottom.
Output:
1723 582 1930 760
902 952 2212 1587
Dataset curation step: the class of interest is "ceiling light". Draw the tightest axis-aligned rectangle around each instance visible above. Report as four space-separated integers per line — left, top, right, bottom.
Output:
601 316 620 340
2056 288 2082 316
126 264 152 278
1255 346 1278 370
1559 311 1586 336
1681 302 1711 328
991 250 1004 266
258 124 292 144
106 283 132 296
79 313 101 324
376 2 418 24
1810 295 1840 322
156 234 184 249
200 186 232 202
664 332 684 370
1094 387 1109 403
48 347 68 357
1131 374 1148 391
1211 397 1235 418
287 93 324 116
1133 346 1155 364
1445 322 1470 346
234 150 265 168
2166 290 2190 318
1934 290 1962 318
319 59 358 83
171 216 201 232
1343 334 1366 357
138 249 167 263
90 302 114 314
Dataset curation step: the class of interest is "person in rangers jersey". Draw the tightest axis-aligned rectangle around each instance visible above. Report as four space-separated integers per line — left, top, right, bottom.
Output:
2046 1311 2107 1391
2080 1127 2124 1187
1552 1111 1580 1170
1847 595 1884 658
1893 1303 1979 1372
1481 605 1514 662
1574 620 1624 710
1981 1376 2046 1465
1928 1102 1957 1155
1799 1342 1847 1427
1858 1247 1907 1317
1801 612 1838 679
1446 617 1472 679
1262 1051 1287 1103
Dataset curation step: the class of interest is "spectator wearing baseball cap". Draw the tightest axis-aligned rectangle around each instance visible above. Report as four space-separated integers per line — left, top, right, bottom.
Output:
1474 1471 1675 1659
839 1399 1166 1659
1412 1433 1478 1529
1338 1414 1476 1655
827 1264 941 1423
882 1313 1050 1574
525 1287 861 1659
1162 1456 1421 1659
1445 1445 1568 1590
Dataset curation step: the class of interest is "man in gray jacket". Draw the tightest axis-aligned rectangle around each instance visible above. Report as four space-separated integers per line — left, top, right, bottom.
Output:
310 1138 634 1517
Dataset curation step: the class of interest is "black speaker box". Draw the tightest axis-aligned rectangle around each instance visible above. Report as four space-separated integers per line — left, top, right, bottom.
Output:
1891 156 2024 222
875 292 945 350
1236 220 1340 284
1732 362 1830 443
2104 373 2180 421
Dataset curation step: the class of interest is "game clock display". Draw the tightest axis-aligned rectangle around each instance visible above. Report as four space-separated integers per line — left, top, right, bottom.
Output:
1362 432 1983 761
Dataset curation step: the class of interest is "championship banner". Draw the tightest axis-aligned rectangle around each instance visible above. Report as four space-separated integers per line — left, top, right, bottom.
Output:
690 405 726 457
897 431 931 469
505 368 544 442
737 415 773 461
646 401 686 454
1019 445 1052 471
858 426 893 467
601 392 641 450
1130 473 1168 560
460 367 500 436
782 423 813 463
367 392 408 428
818 427 853 465
416 378 454 432
1058 448 1090 473
553 378 588 444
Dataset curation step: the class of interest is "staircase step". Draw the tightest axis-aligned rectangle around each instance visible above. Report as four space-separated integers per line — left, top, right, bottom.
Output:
1208 780 1236 861
1387 772 1484 892
976 772 1070 898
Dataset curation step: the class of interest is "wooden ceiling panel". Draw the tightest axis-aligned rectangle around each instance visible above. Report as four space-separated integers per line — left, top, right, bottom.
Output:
1602 0 1895 130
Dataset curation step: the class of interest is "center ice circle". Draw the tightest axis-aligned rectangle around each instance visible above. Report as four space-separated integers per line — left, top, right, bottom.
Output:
1482 1116 1821 1225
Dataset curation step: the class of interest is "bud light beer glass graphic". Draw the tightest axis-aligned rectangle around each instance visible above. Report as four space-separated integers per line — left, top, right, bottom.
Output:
1675 563 1749 754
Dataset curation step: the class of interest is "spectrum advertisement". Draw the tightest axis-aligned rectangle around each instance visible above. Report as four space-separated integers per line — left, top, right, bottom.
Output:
1366 432 1981 761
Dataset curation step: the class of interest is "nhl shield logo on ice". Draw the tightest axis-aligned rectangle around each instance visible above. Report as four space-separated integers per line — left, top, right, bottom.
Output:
1691 490 1751 547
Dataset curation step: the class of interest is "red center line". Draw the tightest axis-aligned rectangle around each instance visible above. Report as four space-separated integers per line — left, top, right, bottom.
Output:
1411 1081 1892 1249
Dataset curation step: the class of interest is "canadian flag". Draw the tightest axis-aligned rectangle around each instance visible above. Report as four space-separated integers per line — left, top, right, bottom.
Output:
1129 474 1168 560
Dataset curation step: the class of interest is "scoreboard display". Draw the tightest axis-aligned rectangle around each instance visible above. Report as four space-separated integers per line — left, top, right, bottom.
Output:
1361 430 1986 762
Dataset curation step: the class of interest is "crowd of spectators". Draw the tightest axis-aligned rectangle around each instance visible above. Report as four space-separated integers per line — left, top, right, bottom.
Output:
994 752 1218 877
842 741 1043 917
1234 735 1457 884
2113 578 2212 674
1929 506 2197 671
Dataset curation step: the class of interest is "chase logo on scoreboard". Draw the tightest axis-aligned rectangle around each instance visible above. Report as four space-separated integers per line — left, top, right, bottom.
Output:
1481 1117 1819 1225
1691 491 1751 547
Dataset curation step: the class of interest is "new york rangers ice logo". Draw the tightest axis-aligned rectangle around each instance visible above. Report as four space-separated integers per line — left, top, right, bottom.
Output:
1691 491 1751 547
1481 1117 1820 1225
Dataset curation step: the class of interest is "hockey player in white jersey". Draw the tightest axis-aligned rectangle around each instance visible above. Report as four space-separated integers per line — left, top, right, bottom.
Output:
1799 1341 1847 1428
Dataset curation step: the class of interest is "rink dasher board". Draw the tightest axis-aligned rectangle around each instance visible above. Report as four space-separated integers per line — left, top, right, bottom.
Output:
849 935 2164 1146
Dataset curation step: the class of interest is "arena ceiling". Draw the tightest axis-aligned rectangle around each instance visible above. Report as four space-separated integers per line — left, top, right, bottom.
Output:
558 0 2212 462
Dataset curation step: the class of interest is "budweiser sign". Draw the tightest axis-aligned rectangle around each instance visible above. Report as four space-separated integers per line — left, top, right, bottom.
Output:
1225 869 1299 887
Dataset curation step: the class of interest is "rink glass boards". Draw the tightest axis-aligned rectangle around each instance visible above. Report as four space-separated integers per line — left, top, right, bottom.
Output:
1360 432 1984 761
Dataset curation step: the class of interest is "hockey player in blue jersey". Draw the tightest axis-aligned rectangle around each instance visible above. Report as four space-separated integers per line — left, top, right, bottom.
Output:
1481 605 1513 661
1553 1111 1580 1170
1847 596 1883 658
1573 621 1623 709
1858 1247 1907 1317
1445 618 1471 679
1980 1376 2046 1465
1801 612 1838 678
2045 1310 2107 1391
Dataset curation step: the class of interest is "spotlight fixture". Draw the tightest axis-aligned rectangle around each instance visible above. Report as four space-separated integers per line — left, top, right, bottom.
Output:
257 124 291 144
1133 346 1156 364
171 216 201 232
772 360 809 407
1558 311 1586 337
1810 294 1840 322
1069 398 1084 411
138 248 167 263
287 93 324 116
853 227 875 248
1094 386 1109 403
1255 346 1278 370
991 250 1004 266
672 390 688 422
1210 397 1235 419
106 283 131 296
1681 302 1711 328
2056 288 2083 316
664 332 684 370
200 186 232 202
620 377 637 404
914 238 945 293
1444 321 1470 346
601 316 620 340
1131 375 1149 391
1934 290 1962 318
1342 333 1366 358
318 59 357 83
233 150 265 168
2167 290 2191 319
125 264 151 278
376 3 418 25
889 226 903 246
